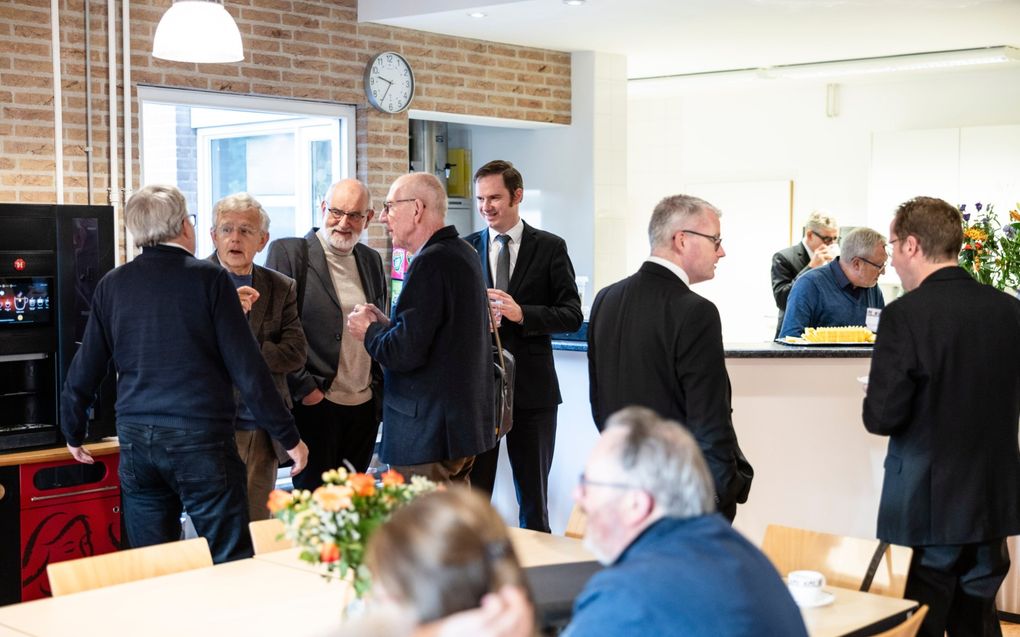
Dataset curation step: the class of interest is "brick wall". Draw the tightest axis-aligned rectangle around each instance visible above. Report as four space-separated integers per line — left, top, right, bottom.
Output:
0 0 572 255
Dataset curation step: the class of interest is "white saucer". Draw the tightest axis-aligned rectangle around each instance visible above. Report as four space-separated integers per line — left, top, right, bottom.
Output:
795 590 835 608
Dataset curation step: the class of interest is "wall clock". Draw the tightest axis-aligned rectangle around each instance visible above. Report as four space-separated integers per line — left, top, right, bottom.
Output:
365 51 415 114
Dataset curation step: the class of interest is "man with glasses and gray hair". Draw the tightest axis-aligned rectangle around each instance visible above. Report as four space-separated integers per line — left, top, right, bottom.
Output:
771 210 840 336
778 226 887 339
588 194 752 521
208 192 307 521
60 184 308 563
266 178 387 491
564 406 806 636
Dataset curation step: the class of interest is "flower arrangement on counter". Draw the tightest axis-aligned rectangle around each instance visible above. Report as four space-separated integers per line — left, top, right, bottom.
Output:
267 467 438 598
959 202 1020 292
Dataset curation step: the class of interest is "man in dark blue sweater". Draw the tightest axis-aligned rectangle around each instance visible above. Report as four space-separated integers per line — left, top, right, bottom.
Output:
60 184 308 563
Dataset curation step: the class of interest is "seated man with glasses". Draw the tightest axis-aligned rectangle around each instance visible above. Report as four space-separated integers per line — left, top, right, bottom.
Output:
770 211 840 337
778 226 887 339
563 406 807 637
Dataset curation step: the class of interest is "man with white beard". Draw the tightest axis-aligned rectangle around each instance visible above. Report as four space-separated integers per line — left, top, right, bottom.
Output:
266 179 387 490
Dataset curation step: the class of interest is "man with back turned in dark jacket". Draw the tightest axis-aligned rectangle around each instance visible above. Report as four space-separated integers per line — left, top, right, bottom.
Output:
61 184 308 563
864 196 1020 637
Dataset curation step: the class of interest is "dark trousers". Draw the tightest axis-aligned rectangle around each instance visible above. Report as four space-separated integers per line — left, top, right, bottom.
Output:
290 398 378 491
904 539 1010 637
117 422 252 564
472 406 557 532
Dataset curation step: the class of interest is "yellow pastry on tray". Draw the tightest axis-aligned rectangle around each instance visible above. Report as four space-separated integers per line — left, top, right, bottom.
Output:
801 326 876 343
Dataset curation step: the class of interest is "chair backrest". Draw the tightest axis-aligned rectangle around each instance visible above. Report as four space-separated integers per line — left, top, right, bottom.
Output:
761 524 913 598
564 505 587 540
46 537 213 596
249 518 293 555
872 605 929 637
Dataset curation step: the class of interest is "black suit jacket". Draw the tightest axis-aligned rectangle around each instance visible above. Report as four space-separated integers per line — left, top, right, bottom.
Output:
264 231 387 408
588 261 753 510
364 226 495 465
465 222 583 409
207 255 307 408
863 267 1020 545
771 242 810 334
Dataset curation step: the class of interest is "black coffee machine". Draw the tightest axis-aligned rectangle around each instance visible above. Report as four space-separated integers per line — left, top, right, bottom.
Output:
0 203 116 450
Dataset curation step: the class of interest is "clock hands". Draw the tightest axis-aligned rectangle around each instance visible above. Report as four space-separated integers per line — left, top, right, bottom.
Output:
377 75 394 103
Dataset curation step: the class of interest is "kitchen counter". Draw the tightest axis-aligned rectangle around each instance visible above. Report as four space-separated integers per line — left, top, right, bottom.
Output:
553 336 873 359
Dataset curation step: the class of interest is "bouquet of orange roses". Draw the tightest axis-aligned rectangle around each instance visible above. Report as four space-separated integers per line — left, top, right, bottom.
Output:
267 468 437 597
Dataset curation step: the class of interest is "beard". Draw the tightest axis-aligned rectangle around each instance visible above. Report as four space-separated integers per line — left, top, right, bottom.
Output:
320 225 358 253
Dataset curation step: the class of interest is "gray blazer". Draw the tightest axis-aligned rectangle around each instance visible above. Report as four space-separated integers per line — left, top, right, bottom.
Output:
264 230 388 410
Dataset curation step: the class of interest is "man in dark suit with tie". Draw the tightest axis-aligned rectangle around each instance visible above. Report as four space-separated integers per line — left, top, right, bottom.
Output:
347 173 494 484
588 194 752 521
465 160 583 532
770 211 839 336
208 192 307 521
265 179 387 490
864 196 1020 637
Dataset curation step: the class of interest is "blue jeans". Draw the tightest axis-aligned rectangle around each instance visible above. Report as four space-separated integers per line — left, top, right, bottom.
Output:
117 422 252 563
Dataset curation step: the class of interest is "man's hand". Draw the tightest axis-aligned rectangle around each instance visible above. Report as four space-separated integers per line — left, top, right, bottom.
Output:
808 245 836 269
67 444 95 464
487 289 523 324
301 388 325 406
237 285 260 313
286 440 309 476
347 304 383 341
363 303 390 325
418 586 535 637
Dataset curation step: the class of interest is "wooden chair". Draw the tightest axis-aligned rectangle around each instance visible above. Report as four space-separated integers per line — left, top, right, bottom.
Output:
249 518 293 555
46 537 212 596
762 524 913 598
564 504 587 540
872 604 928 637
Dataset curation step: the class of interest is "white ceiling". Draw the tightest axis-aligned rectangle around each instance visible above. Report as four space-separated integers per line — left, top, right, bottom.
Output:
358 0 1020 79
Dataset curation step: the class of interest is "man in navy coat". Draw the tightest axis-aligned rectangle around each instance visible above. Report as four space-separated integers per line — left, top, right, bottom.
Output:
347 173 494 483
864 196 1020 636
466 160 582 532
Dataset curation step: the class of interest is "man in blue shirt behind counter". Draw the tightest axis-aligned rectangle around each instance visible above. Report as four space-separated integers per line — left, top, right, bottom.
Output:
779 226 887 339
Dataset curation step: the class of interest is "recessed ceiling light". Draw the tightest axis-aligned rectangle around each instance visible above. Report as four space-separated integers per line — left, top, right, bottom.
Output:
563 0 586 5
467 11 486 18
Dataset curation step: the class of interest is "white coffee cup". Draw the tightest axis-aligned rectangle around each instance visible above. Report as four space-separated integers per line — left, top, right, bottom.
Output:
787 570 826 606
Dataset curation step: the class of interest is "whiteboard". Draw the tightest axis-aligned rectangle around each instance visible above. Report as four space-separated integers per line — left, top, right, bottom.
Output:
682 180 793 343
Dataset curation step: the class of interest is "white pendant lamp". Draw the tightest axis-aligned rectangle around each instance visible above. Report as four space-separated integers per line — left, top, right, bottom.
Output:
153 0 244 63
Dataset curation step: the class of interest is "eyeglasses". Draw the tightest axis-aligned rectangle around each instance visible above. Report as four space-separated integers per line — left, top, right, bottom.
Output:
578 473 636 493
326 208 368 223
382 198 417 214
185 213 197 228
215 224 261 238
855 255 887 271
680 229 723 250
810 230 839 245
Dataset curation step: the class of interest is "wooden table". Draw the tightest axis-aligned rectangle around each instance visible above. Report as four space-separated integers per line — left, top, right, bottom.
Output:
0 558 344 637
0 531 917 637
252 527 596 575
801 586 919 637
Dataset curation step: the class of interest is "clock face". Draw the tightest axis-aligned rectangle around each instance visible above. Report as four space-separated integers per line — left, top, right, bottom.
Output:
365 52 415 114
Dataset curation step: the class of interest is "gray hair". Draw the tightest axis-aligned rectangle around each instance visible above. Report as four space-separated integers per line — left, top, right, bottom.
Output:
840 226 887 262
604 406 716 518
212 192 270 233
323 179 372 211
804 210 838 235
648 195 720 250
125 184 189 248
